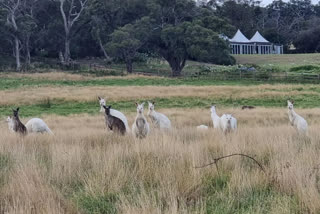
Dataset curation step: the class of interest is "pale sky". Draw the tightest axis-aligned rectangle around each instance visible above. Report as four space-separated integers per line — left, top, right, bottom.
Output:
261 0 319 6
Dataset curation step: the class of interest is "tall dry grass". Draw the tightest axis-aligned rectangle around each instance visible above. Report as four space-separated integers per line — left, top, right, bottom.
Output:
0 108 320 213
0 72 165 81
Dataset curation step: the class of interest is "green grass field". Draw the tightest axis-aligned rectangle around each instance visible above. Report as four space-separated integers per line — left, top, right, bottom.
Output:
234 54 320 67
0 93 319 118
0 75 261 91
0 71 320 118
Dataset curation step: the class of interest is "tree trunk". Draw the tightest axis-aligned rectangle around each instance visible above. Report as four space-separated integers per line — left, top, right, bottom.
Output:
60 0 71 65
64 34 71 64
160 49 186 77
14 36 21 71
167 57 186 77
25 34 31 67
9 8 21 71
171 67 183 77
126 59 133 73
97 35 110 60
59 0 88 65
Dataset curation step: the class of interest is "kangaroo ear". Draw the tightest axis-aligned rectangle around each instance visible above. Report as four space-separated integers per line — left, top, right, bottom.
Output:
108 105 111 109
16 107 19 111
103 105 107 109
135 102 138 107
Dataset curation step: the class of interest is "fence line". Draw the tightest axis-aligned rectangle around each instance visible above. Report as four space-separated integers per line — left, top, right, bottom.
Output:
185 70 320 83
1 61 320 83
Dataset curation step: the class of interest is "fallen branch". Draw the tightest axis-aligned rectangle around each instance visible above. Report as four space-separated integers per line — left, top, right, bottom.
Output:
195 153 266 174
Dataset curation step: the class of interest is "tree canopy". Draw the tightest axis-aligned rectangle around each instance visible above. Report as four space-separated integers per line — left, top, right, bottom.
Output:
0 0 320 75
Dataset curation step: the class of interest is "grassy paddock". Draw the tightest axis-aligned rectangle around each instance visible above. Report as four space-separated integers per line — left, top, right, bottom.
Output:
234 54 320 67
1 93 320 118
0 73 260 90
1 72 320 213
0 73 320 117
0 108 320 213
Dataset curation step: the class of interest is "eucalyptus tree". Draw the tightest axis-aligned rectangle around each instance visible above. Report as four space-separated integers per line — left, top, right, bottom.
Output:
20 0 39 66
56 0 88 64
0 0 40 69
88 0 150 60
146 0 234 76
0 0 22 70
107 17 153 73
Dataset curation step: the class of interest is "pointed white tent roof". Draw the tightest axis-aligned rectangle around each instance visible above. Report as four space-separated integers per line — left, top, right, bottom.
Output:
250 31 270 43
229 29 250 43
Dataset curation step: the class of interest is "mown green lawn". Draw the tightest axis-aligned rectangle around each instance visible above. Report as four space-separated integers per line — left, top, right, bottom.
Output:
0 76 262 90
233 54 320 67
0 93 318 118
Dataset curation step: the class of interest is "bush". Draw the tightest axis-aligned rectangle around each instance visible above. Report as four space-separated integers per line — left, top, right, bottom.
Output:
290 65 320 73
255 71 271 80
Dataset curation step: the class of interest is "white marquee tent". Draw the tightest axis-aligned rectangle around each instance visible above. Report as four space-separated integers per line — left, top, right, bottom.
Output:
228 29 283 55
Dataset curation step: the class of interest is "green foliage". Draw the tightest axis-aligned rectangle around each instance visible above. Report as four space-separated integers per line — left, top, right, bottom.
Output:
106 17 153 73
294 26 320 53
141 0 234 76
290 65 320 73
184 22 235 65
195 8 235 36
254 71 271 80
75 193 118 214
1 0 320 71
107 25 141 58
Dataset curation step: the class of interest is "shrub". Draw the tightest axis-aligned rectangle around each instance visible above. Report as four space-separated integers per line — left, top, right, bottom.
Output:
290 65 320 73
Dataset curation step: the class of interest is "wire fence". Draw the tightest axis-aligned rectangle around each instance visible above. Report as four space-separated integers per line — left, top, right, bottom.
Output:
2 59 320 84
184 70 320 83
